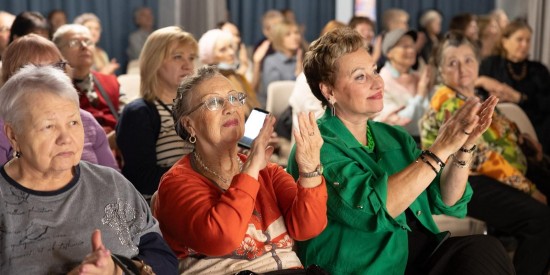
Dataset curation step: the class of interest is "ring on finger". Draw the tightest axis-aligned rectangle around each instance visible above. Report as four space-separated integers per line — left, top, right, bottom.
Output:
463 129 472 135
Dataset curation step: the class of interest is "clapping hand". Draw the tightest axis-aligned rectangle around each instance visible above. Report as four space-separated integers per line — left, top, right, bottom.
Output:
242 115 276 179
68 230 118 275
293 112 324 187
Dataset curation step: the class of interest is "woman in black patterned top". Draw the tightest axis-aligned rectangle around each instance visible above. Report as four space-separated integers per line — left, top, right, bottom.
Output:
116 26 198 197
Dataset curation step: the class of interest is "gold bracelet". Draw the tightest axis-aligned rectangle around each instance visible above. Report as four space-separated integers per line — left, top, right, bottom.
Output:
137 259 154 275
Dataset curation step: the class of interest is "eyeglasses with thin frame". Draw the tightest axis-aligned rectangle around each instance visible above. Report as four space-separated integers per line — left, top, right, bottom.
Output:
66 39 94 48
183 91 247 116
52 60 68 71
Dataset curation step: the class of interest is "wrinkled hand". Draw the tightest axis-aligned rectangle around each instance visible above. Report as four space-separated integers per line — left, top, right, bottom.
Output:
477 77 520 103
432 96 486 157
242 115 276 179
69 230 118 275
293 112 323 173
463 95 498 145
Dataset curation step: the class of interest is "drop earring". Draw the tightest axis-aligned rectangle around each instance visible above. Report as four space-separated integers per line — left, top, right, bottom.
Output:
329 97 336 116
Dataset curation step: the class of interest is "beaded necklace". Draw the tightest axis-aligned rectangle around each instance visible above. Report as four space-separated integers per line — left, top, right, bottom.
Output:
193 151 243 186
507 61 527 81
365 125 375 151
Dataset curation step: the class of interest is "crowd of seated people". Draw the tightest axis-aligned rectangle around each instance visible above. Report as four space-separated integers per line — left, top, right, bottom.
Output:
0 5 549 274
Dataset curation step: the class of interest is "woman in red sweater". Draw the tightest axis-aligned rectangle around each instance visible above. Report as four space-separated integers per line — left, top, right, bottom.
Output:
154 65 328 274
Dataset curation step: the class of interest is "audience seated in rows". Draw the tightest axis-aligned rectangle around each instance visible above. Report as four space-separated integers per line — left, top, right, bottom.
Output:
480 19 550 155
420 31 550 274
287 27 514 274
0 65 177 274
0 34 118 170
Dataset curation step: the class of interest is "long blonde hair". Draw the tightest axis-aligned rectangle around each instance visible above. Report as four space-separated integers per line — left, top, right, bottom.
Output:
139 26 198 102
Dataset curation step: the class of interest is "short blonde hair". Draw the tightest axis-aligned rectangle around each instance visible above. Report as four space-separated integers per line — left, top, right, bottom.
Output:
139 26 198 102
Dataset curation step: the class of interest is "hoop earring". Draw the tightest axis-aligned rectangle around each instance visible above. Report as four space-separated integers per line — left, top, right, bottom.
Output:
189 135 196 144
13 151 21 159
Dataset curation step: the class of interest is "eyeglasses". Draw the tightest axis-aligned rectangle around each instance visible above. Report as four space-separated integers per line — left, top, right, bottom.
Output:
66 39 94 48
52 60 68 71
184 92 247 115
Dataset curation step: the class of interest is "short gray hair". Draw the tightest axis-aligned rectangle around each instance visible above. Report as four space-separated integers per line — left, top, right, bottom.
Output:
0 65 79 133
73 13 101 25
52 24 91 48
173 65 220 140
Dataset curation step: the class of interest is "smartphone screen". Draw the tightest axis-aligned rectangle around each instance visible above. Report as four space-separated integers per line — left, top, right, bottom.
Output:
238 108 269 149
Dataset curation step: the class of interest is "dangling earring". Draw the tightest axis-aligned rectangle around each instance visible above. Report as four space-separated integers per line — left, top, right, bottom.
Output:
329 97 336 116
13 151 21 159
189 134 196 144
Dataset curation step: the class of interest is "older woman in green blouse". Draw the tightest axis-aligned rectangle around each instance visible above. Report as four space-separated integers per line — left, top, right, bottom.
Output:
287 28 513 274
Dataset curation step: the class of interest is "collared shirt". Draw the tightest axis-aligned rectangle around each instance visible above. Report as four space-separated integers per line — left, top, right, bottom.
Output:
259 51 297 107
287 110 472 274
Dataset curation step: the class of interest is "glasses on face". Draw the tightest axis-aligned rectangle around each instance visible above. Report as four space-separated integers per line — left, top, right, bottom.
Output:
66 39 94 48
184 91 247 115
52 60 68 71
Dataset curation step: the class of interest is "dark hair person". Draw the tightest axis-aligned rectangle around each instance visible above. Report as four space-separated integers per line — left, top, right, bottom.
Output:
287 27 514 274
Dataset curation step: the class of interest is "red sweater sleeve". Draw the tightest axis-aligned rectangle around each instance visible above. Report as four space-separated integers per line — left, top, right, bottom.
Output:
156 157 260 257
263 164 328 241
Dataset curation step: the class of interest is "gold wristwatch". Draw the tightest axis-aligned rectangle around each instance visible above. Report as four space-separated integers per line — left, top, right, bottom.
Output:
299 164 324 178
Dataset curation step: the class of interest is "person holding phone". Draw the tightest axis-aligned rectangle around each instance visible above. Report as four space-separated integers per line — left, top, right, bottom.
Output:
153 65 328 274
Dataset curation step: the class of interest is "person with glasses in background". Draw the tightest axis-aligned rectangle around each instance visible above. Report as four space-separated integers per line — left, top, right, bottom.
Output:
0 34 118 171
53 24 122 135
153 65 329 274
116 26 197 199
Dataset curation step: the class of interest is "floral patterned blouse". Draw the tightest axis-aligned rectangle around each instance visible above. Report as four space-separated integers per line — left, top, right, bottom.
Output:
420 85 535 193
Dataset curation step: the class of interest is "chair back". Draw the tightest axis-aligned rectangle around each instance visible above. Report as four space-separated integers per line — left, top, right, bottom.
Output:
266 80 295 118
126 59 140 75
497 103 538 142
117 74 141 102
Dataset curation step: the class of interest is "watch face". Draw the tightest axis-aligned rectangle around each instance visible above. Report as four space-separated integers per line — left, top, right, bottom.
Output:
318 165 324 174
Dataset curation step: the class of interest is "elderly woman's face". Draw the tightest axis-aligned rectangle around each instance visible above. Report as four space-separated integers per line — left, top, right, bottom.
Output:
387 35 416 69
330 48 384 120
158 42 197 91
186 75 245 147
213 37 235 65
83 20 101 43
59 30 94 70
15 91 83 174
439 44 479 91
503 28 531 62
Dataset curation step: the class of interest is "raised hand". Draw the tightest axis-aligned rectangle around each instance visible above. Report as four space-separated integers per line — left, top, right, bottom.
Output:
431 96 483 158
242 114 276 179
293 112 323 188
464 95 498 145
69 230 118 275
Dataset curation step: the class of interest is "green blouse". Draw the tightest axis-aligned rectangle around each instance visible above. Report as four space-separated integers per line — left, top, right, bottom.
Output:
287 110 472 275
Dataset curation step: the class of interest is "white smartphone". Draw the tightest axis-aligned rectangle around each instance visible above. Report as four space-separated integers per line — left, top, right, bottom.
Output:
238 108 269 149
